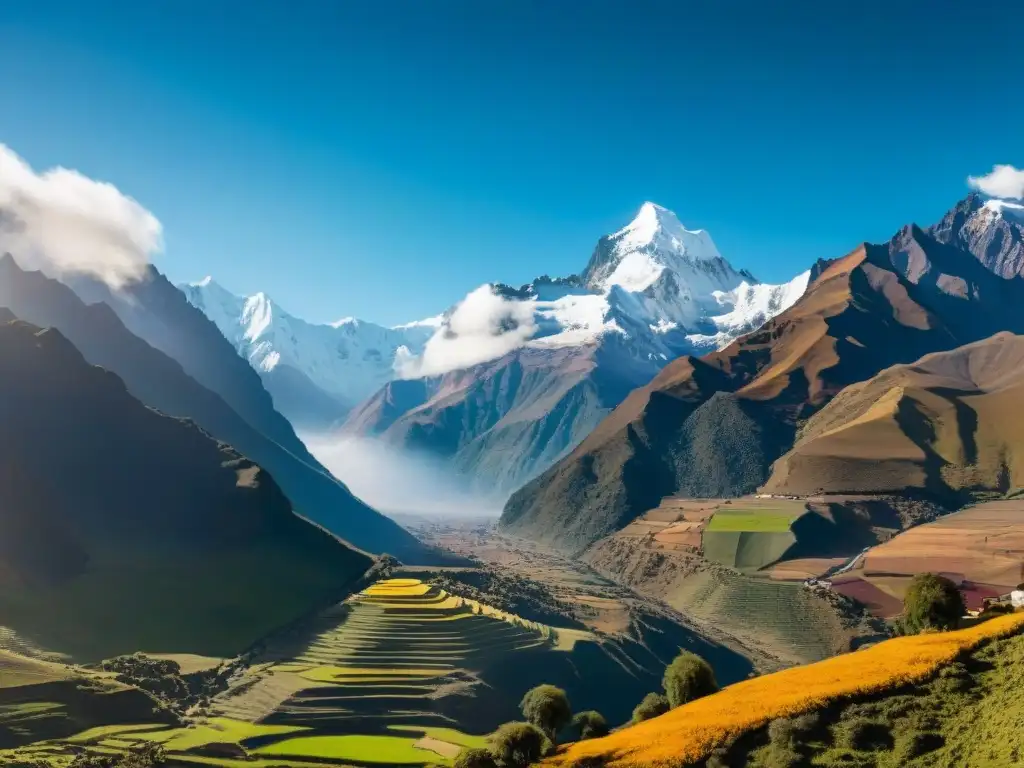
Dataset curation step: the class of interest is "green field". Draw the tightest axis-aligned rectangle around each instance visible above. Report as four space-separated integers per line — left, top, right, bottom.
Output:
705 510 797 532
256 734 438 763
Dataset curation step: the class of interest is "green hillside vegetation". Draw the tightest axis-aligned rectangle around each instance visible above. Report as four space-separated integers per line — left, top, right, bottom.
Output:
725 624 1024 767
0 666 175 753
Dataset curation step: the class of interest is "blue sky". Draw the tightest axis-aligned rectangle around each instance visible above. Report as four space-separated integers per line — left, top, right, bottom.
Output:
1 2 1022 326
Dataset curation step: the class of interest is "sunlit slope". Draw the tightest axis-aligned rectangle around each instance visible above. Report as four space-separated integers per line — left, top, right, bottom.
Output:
548 613 1024 767
766 332 1024 498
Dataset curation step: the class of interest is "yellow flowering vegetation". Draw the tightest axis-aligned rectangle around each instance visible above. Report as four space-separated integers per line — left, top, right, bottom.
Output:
548 613 1024 768
361 578 432 597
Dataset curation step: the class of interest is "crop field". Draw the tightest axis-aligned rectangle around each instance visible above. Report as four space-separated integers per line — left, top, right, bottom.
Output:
702 530 796 571
831 499 1024 616
662 568 850 666
863 499 1024 587
705 511 797 532
0 649 72 688
547 613 1024 768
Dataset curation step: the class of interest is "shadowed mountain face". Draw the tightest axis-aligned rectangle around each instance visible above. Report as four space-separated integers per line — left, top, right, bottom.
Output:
342 340 659 493
501 200 1024 554
0 318 371 661
69 268 315 464
0 256 431 562
765 332 1024 498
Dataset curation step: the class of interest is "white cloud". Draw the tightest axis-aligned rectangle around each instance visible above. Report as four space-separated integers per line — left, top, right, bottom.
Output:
395 284 537 378
0 144 162 287
968 164 1024 200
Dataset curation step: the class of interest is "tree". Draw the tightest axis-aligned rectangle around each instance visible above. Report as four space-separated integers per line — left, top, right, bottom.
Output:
902 573 965 634
632 692 670 723
571 710 610 740
453 747 498 768
488 722 552 768
519 684 572 739
662 651 718 709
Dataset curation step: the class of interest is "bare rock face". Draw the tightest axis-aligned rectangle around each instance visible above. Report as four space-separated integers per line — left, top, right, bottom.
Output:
929 192 1024 279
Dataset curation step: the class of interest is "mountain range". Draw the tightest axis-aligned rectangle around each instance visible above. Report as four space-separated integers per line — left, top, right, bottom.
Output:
0 255 431 562
501 192 1024 552
187 202 809 495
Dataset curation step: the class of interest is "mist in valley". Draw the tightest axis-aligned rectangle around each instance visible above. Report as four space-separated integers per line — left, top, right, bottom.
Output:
303 433 506 520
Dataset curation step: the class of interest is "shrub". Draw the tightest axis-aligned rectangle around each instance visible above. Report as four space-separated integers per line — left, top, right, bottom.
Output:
902 574 965 634
632 692 670 723
70 744 166 768
895 731 944 760
519 684 572 738
572 711 610 740
662 651 719 708
841 719 893 752
453 747 498 768
488 722 552 768
760 746 803 768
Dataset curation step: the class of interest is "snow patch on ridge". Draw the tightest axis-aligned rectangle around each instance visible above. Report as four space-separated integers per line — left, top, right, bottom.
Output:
179 280 435 408
686 270 811 350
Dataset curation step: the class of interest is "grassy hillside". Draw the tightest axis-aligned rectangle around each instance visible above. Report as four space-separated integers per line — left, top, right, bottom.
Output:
0 318 371 661
0 651 175 751
733 625 1024 767
548 612 1024 767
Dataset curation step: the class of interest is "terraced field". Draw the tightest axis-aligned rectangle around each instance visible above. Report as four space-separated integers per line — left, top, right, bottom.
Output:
663 569 855 666
11 578 616 767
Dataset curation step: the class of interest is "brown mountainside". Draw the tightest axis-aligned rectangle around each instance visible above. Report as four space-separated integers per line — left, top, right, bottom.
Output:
765 331 1024 498
501 215 1024 553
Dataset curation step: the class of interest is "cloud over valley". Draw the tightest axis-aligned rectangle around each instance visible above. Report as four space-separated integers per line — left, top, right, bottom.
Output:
0 144 162 287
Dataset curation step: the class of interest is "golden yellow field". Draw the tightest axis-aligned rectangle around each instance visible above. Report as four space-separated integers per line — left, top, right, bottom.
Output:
547 613 1024 768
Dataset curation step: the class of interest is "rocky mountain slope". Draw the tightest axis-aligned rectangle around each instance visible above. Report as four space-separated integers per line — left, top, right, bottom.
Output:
0 316 371 661
765 331 1024 498
501 197 1024 553
180 277 438 428
930 191 1024 278
0 255 430 562
339 203 809 493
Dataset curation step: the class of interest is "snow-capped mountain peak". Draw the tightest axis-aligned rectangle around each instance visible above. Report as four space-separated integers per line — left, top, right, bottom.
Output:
179 278 436 425
583 202 734 296
610 201 721 262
